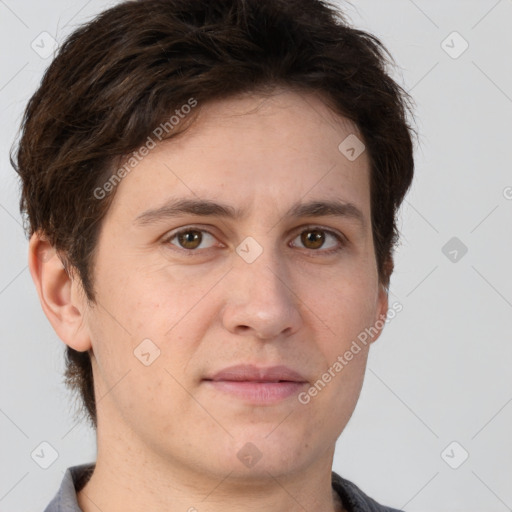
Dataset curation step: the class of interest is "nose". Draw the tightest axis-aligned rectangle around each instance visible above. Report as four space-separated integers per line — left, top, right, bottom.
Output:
221 247 303 340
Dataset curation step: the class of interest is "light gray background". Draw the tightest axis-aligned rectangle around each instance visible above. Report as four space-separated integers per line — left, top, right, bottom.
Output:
1 1 511 511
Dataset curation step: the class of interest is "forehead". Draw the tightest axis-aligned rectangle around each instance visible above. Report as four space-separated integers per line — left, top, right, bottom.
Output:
105 89 371 225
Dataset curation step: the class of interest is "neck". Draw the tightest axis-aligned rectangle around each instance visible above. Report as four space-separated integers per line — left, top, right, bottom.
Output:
78 425 344 512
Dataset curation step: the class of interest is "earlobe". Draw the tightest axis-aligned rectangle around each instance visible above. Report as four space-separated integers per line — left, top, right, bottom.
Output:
369 256 394 343
377 282 389 324
368 280 390 345
28 232 92 352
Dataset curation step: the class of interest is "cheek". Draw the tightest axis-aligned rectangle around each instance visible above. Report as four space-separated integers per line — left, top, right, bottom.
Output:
88 265 223 393
303 272 379 344
95 258 215 334
294 272 377 385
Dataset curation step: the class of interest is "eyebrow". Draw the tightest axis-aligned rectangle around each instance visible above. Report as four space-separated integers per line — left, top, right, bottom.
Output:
134 197 365 228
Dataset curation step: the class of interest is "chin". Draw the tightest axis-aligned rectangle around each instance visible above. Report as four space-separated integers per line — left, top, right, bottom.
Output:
220 428 318 477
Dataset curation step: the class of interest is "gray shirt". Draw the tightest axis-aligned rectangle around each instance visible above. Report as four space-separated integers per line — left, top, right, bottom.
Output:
43 464 403 512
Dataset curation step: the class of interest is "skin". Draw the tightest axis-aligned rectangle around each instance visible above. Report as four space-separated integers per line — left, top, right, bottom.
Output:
29 89 389 512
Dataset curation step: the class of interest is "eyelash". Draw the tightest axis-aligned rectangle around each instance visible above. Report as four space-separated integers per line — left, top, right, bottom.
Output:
162 225 346 256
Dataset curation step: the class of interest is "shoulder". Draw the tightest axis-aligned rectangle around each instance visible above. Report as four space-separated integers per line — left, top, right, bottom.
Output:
332 471 404 512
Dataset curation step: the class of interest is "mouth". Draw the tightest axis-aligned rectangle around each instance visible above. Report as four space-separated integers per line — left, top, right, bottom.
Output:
202 364 308 404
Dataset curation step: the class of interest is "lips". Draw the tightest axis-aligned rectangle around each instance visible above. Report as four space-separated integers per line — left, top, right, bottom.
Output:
205 364 308 383
203 364 308 403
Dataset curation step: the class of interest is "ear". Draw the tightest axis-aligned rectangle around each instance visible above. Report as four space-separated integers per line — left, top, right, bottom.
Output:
369 258 392 344
28 231 92 352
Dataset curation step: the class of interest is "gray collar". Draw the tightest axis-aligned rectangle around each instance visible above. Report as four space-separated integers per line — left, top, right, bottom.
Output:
43 464 402 512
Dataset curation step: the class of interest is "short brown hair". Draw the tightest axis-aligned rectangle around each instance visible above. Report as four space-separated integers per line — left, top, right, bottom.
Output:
12 0 415 427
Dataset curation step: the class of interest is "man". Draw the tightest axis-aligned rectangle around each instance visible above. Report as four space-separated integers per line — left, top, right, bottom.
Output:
13 0 415 510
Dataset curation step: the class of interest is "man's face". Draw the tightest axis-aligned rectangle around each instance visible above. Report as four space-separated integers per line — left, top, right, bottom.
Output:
80 90 388 478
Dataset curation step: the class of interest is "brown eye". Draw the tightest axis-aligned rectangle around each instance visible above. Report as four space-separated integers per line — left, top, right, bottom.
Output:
301 229 325 249
165 228 218 252
292 227 344 253
177 230 203 249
